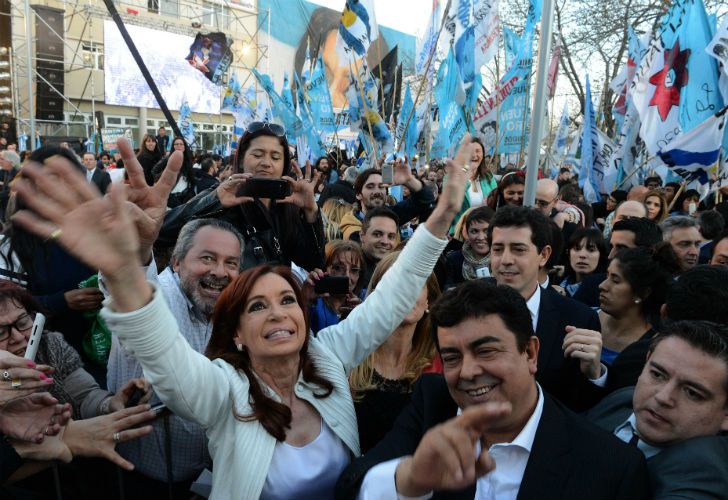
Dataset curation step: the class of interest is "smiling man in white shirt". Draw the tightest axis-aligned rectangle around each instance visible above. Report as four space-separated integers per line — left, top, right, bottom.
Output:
335 280 648 500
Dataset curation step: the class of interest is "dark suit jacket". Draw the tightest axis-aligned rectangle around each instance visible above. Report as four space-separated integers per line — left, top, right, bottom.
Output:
90 167 112 194
336 374 648 500
535 286 604 411
588 386 728 500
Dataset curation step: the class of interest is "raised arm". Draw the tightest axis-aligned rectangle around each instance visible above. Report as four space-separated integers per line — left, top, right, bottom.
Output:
316 135 474 372
10 150 230 428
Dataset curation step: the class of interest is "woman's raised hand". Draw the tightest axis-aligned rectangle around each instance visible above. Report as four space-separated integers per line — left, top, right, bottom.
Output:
11 155 152 312
281 159 320 223
425 134 474 238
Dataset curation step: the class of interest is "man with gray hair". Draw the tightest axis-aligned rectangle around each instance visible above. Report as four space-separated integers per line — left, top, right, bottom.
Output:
661 216 702 272
107 217 244 498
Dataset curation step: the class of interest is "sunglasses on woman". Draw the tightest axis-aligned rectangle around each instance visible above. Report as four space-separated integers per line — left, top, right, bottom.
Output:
246 122 286 137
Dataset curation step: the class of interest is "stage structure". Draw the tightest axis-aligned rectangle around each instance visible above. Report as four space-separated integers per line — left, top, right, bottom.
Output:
6 0 271 152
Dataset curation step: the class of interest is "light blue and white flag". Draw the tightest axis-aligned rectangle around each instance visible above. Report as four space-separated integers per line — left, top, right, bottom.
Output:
578 76 602 203
396 83 418 160
336 0 378 58
657 105 728 186
179 99 196 148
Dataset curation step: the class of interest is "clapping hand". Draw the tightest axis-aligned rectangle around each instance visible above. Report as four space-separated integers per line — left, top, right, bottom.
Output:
0 392 71 443
395 402 511 496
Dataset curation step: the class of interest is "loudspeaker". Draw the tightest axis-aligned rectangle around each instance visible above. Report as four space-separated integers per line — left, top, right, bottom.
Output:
94 110 105 130
33 6 65 121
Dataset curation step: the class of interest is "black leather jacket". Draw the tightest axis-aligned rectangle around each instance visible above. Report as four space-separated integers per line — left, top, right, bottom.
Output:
157 188 325 271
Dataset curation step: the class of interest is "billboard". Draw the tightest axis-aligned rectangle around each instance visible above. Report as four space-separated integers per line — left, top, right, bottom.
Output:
103 20 221 114
257 0 416 110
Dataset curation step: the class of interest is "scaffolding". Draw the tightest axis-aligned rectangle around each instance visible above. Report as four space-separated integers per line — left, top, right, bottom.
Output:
7 0 271 150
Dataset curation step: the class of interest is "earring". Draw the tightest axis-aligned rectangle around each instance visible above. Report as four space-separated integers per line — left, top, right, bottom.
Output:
236 343 244 352
425 309 430 315
634 299 641 304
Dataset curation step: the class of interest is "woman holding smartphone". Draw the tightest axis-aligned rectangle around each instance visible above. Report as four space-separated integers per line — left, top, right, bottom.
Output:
10 134 474 499
157 122 326 271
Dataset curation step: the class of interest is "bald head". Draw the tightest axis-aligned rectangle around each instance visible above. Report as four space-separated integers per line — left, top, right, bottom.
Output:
628 185 649 202
614 200 647 222
535 179 560 215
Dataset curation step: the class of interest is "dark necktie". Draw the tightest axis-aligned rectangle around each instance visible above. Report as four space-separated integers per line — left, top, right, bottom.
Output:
628 433 640 447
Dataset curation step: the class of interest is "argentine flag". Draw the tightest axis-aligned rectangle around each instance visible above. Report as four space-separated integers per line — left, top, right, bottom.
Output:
657 106 728 186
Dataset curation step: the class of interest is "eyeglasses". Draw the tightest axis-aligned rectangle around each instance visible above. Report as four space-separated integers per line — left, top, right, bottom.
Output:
534 198 556 208
0 314 33 342
246 122 286 137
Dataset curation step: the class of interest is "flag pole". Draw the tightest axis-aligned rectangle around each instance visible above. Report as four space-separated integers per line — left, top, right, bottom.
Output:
617 154 655 189
523 0 556 207
351 58 380 161
396 0 452 155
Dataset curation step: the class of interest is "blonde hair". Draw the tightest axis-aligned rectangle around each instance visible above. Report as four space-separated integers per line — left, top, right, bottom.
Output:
321 198 353 241
349 251 441 399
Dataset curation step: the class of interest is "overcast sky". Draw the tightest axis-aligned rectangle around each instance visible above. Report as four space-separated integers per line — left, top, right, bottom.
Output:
308 0 433 37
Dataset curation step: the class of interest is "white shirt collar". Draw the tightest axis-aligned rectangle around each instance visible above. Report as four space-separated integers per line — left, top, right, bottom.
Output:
457 383 545 454
614 413 664 459
539 275 550 289
525 285 541 332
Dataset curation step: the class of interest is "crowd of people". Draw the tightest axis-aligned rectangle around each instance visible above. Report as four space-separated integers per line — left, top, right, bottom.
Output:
0 123 727 500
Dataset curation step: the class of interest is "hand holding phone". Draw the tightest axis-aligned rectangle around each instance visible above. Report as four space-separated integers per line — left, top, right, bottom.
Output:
24 313 45 362
381 163 394 185
236 177 292 199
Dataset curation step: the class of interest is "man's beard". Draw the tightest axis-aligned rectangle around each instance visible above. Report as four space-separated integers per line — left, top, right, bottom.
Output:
179 272 230 316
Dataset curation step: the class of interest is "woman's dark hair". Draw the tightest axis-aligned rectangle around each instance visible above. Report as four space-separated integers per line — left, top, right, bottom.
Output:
672 189 700 213
0 280 47 316
205 265 333 442
2 146 85 276
559 183 583 205
470 138 493 183
612 246 676 323
234 128 291 178
464 206 495 230
489 171 525 208
564 228 608 281
138 134 160 154
152 137 195 191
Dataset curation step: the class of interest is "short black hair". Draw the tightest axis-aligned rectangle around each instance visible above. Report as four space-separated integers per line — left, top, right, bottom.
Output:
712 230 728 258
429 280 533 352
361 207 399 234
354 168 380 196
487 206 552 253
611 190 628 204
464 206 495 230
200 157 215 173
698 210 725 240
665 265 728 324
612 218 663 249
649 320 728 393
644 175 662 187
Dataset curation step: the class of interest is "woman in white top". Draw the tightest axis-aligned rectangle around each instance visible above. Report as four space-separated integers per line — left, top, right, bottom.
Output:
11 134 475 499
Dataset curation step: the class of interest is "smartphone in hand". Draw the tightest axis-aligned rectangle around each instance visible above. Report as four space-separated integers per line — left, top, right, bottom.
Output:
24 313 45 362
314 276 350 295
381 163 394 185
236 177 292 199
